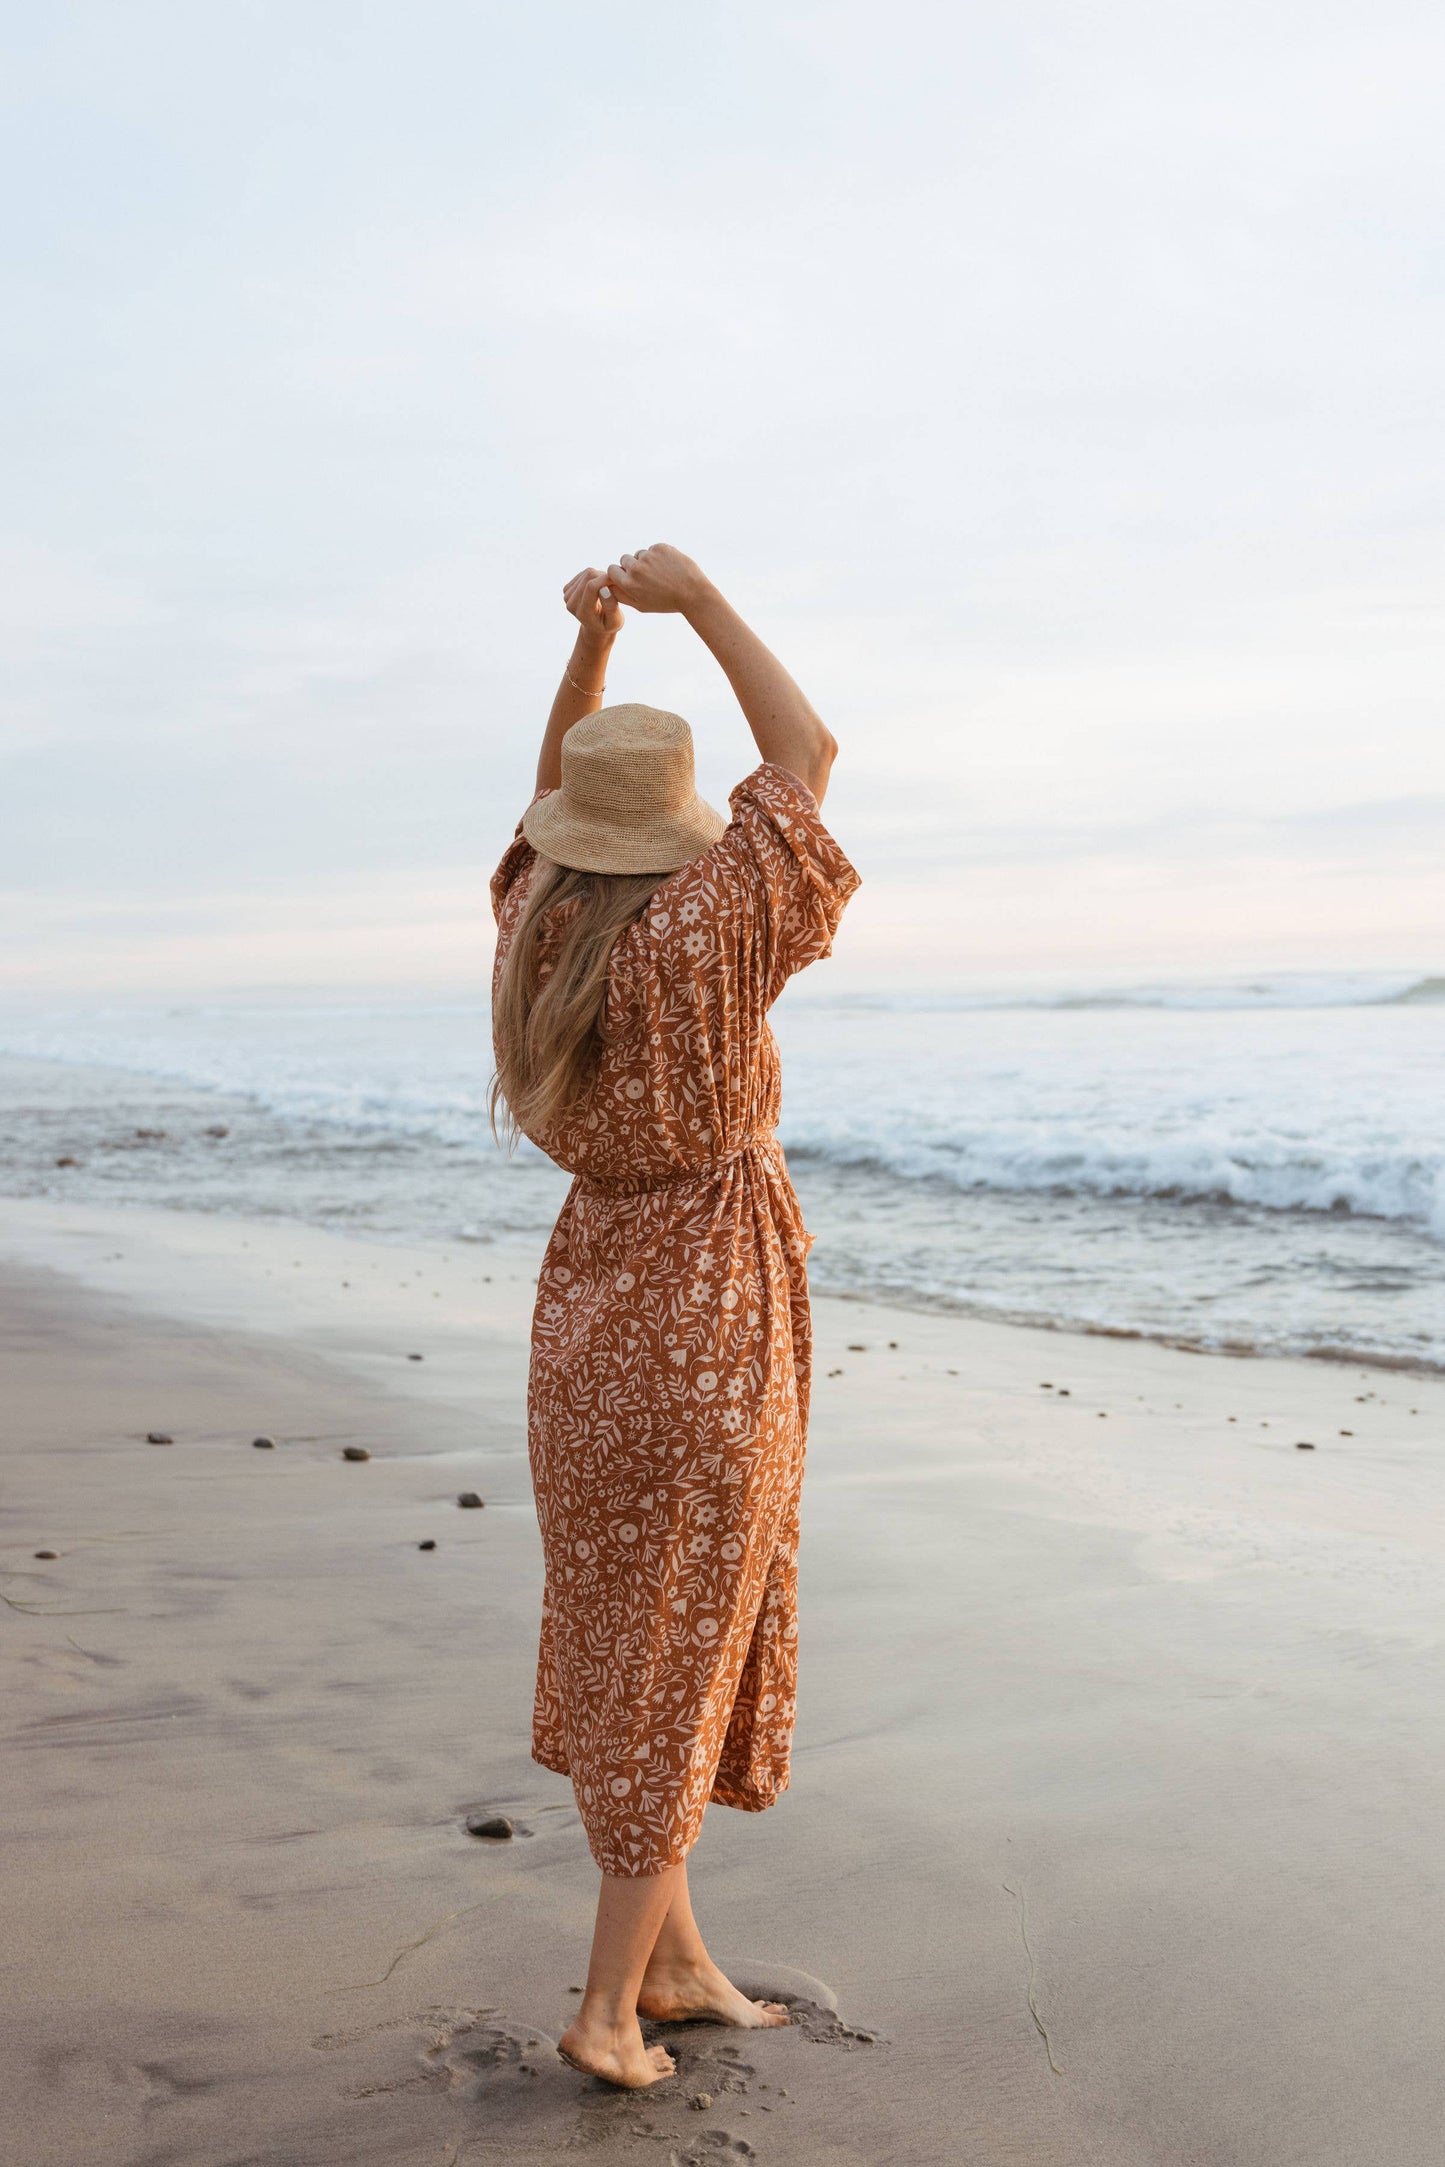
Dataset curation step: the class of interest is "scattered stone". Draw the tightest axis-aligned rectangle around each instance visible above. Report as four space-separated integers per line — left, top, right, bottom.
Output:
1097 1411 1107 1418
457 1491 484 1509
1295 1440 1316 1451
887 1340 898 1349
1040 1382 1053 1389
418 1539 437 1551
34 1549 58 1560
847 1343 866 1352
342 1446 371 1462
252 1435 277 1449
204 1124 230 1138
1058 1389 1071 1398
691 2093 713 2111
407 1352 424 1362
466 1813 514 1839
1340 1429 1353 1437
826 1367 843 1378
135 1127 166 1140
146 1431 173 1445
54 1155 79 1167
568 1984 584 1993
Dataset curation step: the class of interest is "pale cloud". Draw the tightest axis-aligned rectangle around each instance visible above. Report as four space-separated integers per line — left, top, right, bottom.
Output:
2 0 1442 990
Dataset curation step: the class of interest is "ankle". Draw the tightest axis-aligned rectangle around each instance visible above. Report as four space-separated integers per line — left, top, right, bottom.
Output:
573 1992 638 2034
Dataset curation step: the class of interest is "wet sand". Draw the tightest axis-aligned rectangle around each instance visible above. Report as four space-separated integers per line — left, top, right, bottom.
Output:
3 1197 1444 2166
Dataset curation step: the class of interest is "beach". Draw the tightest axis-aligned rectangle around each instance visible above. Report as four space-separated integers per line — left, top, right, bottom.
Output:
5 1195 1443 2166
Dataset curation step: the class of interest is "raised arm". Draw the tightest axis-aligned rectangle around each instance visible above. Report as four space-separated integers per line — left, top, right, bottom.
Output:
534 569 624 795
604 545 838 804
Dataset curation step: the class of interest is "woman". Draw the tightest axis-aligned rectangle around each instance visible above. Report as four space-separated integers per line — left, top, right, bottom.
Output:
490 544 859 2089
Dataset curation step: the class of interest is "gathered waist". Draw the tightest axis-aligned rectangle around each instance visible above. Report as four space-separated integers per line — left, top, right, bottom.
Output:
572 1130 779 1200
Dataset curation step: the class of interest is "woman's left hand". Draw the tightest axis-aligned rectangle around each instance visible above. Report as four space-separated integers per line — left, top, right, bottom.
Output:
563 567 625 643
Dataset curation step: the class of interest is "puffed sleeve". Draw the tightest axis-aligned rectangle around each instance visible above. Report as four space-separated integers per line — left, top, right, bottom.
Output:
490 792 551 925
708 761 861 1005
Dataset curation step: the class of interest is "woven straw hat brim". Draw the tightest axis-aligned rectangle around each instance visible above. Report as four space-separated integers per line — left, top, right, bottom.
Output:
522 789 728 875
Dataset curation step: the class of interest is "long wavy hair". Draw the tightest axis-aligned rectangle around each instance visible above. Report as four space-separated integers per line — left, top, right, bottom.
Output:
489 857 660 1150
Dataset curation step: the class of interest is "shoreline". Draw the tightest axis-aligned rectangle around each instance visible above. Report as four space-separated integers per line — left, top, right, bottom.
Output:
4 1031 1443 1378
4 1197 1445 2163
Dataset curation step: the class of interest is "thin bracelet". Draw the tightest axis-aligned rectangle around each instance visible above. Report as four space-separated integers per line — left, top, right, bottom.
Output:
565 666 606 699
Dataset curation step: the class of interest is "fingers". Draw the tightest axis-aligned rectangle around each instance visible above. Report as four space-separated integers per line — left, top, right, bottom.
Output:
562 567 599 618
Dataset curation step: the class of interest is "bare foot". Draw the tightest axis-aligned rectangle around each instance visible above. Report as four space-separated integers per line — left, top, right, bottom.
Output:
558 2009 675 2089
637 1957 792 2029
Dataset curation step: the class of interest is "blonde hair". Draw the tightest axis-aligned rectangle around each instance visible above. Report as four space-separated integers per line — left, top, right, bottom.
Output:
489 857 660 1150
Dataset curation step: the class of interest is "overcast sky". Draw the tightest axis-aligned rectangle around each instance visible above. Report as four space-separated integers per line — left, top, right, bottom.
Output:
3 0 1442 993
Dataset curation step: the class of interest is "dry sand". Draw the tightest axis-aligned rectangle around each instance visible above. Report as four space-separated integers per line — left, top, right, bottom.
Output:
3 1195 1444 2166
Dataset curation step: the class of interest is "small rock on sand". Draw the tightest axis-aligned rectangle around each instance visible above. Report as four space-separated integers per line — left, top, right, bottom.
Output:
252 1435 277 1449
146 1432 173 1445
34 1550 58 1560
418 1539 437 1551
457 1491 484 1509
691 2093 713 2110
204 1124 229 1138
466 1813 514 1839
1295 1440 1316 1451
847 1342 866 1352
342 1446 371 1462
407 1352 424 1362
55 1155 79 1167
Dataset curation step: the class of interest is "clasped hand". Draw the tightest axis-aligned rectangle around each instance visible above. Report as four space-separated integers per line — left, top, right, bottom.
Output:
563 545 711 641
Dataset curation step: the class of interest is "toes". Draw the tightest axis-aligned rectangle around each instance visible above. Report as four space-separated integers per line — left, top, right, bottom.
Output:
647 2044 676 2075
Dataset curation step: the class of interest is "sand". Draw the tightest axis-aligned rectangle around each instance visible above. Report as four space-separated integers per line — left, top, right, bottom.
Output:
3 1195 1443 2167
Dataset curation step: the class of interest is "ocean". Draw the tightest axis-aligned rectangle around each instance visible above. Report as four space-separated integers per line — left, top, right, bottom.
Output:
1 973 1442 1373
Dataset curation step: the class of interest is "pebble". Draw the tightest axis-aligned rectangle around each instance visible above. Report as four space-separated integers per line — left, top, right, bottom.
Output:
847 1342 866 1352
342 1446 371 1462
888 1340 898 1349
1058 1389 1071 1397
252 1435 277 1449
34 1549 58 1560
146 1431 173 1445
691 2093 713 2111
457 1491 484 1509
418 1539 437 1551
407 1352 424 1362
1295 1440 1316 1451
466 1813 513 1839
204 1124 230 1138
1340 1429 1353 1437
55 1155 79 1167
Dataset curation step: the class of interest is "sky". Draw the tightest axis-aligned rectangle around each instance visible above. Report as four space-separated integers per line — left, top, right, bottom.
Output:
3 0 1443 994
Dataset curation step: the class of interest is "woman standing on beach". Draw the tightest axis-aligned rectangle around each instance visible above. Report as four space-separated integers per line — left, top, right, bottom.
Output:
490 545 858 2089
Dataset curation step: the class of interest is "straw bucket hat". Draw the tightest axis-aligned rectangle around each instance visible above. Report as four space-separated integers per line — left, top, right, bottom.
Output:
522 704 729 875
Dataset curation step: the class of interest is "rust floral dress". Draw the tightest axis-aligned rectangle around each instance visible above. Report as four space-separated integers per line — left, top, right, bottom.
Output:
491 762 859 1877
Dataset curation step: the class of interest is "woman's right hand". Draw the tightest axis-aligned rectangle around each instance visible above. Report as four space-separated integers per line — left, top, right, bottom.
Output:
604 544 714 616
